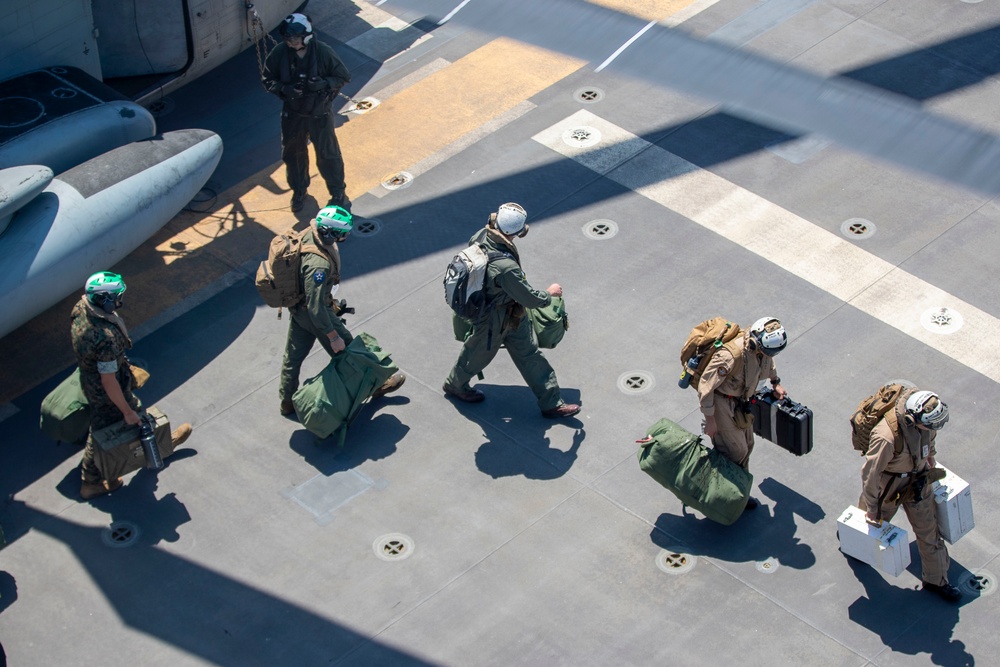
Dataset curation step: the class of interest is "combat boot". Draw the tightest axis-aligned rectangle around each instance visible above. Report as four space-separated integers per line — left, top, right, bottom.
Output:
80 477 123 500
923 582 962 603
372 372 406 399
443 383 485 403
171 423 192 447
290 190 306 212
542 403 581 419
280 399 295 416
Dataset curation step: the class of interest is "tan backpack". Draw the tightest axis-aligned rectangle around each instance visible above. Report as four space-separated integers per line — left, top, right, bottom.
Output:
256 229 338 312
678 317 742 390
849 383 909 455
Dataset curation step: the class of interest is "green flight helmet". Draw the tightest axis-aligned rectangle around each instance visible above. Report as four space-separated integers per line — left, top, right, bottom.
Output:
85 271 127 313
315 205 353 242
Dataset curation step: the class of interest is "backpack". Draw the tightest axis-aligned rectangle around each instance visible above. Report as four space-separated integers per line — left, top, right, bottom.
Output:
679 317 742 390
849 383 909 455
444 244 506 320
256 229 334 310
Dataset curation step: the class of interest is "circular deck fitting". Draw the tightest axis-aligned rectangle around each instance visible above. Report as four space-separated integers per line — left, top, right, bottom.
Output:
920 307 964 335
0 97 45 128
352 217 382 237
101 521 141 548
373 533 415 561
50 87 78 100
562 126 601 148
574 87 605 104
49 66 69 74
840 218 876 240
347 97 379 114
146 97 175 117
656 549 697 575
583 219 619 240
959 570 996 596
755 557 780 574
381 171 413 191
617 370 655 395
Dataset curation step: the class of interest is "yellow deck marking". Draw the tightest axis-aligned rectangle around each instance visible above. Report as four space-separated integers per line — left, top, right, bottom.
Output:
586 0 702 22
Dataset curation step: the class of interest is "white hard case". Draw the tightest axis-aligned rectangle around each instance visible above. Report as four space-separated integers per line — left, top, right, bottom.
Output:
932 466 974 545
837 505 911 577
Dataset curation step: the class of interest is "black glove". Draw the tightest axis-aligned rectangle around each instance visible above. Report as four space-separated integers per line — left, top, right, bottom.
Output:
281 83 304 99
306 77 330 93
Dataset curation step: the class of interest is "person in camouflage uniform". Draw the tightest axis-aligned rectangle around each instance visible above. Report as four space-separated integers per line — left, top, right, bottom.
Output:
278 207 405 416
72 272 191 499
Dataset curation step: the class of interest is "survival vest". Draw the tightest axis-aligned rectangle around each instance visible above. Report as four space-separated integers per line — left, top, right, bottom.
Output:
678 318 743 390
849 383 909 455
444 243 508 321
256 229 337 311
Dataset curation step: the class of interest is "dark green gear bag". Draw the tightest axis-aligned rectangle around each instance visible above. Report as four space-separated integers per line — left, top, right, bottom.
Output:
637 418 753 525
527 296 568 349
39 369 90 444
293 333 399 446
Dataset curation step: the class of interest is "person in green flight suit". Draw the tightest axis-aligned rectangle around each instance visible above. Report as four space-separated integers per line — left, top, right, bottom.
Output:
443 203 581 418
279 206 405 416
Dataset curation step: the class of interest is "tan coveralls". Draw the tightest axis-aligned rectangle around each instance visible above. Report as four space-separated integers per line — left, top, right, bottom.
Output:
859 397 949 585
697 332 778 469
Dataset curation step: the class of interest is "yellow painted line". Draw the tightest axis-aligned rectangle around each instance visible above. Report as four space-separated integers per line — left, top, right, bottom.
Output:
586 0 703 22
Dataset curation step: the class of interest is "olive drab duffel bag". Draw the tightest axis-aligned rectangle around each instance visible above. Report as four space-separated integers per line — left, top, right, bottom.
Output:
40 364 151 444
292 333 399 446
527 296 569 349
91 406 173 481
637 418 753 525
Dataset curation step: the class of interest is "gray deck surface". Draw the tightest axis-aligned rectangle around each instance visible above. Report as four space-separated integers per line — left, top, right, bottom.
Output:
1 1 998 665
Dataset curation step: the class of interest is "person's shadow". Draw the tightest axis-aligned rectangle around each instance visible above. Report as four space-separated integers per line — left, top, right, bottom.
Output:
651 476 823 569
0 568 16 667
289 401 410 475
845 556 976 665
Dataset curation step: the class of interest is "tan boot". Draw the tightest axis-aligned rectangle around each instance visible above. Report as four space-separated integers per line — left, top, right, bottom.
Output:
80 478 123 500
372 372 406 399
171 423 192 447
130 364 151 388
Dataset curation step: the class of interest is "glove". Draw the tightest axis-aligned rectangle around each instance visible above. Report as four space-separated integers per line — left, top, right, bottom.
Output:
281 83 304 99
306 78 330 93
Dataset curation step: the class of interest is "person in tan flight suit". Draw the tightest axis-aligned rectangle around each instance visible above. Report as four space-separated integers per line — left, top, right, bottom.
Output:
859 388 961 602
697 317 787 509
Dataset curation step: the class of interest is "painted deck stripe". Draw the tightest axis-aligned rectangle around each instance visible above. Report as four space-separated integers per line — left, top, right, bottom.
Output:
587 0 705 22
532 110 1000 383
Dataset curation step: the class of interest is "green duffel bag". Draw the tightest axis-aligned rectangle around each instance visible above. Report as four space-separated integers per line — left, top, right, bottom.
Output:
293 332 399 446
453 313 473 342
637 418 753 525
39 369 90 444
528 296 568 349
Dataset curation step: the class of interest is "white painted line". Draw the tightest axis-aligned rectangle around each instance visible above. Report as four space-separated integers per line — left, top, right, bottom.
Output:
595 20 657 73
660 0 725 28
439 0 473 25
533 110 1000 384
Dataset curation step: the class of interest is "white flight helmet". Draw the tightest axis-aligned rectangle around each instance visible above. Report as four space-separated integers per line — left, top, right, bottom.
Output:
495 202 528 237
281 13 314 44
905 390 949 430
749 317 787 356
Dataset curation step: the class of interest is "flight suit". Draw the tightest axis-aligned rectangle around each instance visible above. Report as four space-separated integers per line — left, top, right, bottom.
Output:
70 297 140 484
262 40 352 202
859 396 949 586
697 332 778 469
279 229 352 401
445 226 563 411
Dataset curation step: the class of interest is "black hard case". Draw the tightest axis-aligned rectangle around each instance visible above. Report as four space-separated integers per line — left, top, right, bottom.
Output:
749 391 813 456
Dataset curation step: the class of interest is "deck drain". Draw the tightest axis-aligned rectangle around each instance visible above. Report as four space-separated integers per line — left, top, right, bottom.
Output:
374 533 415 561
920 307 963 334
346 97 379 114
381 171 413 191
583 219 619 240
840 218 876 240
146 97 175 117
574 87 605 104
617 370 655 395
656 549 696 575
756 557 780 574
101 521 140 548
352 217 382 237
562 126 601 148
959 569 996 596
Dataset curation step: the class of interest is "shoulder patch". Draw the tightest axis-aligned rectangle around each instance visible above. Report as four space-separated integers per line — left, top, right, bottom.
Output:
717 367 728 377
312 269 326 284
